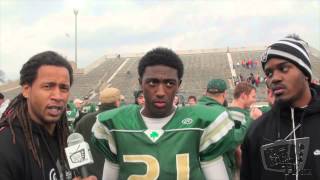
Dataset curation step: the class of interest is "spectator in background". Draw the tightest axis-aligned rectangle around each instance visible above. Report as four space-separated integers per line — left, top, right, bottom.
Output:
241 59 246 68
173 94 180 106
224 82 261 180
198 79 253 179
255 74 260 87
119 94 127 106
74 96 96 126
230 82 261 120
259 85 275 113
0 51 96 180
241 35 320 180
187 95 197 106
80 96 96 115
133 90 145 106
76 87 121 180
198 79 228 106
0 93 9 117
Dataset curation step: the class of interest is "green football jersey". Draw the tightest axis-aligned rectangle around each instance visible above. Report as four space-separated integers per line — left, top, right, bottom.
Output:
92 104 238 180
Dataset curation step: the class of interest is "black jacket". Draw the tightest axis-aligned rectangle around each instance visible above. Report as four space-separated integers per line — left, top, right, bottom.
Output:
0 120 72 180
241 88 320 180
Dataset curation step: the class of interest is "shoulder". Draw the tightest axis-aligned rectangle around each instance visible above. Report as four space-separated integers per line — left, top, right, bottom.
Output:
245 112 270 139
0 125 25 162
177 104 228 124
97 104 139 123
76 111 99 129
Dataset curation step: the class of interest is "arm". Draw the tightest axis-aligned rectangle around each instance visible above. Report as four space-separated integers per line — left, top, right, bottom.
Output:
201 156 229 180
0 129 23 180
102 159 119 180
228 109 252 145
240 134 251 180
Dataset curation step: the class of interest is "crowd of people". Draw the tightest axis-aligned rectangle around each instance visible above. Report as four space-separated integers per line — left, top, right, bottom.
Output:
0 34 319 180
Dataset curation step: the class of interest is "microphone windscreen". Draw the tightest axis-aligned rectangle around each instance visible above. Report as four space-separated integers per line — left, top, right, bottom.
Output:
67 133 84 146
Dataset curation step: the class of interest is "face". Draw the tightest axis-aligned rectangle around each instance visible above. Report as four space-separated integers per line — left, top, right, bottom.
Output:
243 89 256 109
22 65 70 132
136 95 145 106
140 65 180 118
264 58 310 107
188 98 197 106
173 95 179 105
74 99 83 109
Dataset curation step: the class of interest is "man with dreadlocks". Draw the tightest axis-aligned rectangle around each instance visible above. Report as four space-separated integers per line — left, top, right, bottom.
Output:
0 51 97 180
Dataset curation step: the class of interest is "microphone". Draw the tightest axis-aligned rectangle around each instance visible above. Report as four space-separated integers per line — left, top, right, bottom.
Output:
65 133 94 177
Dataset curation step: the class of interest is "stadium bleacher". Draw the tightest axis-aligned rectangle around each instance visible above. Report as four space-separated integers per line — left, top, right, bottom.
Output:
1 47 319 104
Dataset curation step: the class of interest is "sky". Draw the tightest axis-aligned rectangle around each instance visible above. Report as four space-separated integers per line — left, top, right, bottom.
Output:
0 0 319 81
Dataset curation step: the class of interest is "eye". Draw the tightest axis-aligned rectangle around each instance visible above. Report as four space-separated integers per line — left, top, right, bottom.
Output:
265 70 273 78
147 80 157 86
166 81 176 87
60 85 70 92
43 84 52 90
280 66 289 73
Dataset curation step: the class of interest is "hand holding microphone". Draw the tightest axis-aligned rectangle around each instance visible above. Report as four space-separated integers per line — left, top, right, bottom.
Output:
65 133 95 178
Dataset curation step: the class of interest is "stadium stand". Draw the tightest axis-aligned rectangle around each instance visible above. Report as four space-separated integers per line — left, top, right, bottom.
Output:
1 47 319 104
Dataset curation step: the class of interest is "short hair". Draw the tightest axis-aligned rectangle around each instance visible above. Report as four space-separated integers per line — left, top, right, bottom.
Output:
20 51 73 86
0 92 4 99
233 82 256 99
138 47 184 79
188 95 197 101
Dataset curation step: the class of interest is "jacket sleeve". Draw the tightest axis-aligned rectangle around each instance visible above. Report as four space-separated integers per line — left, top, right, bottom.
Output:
228 109 253 145
240 134 252 180
0 128 23 180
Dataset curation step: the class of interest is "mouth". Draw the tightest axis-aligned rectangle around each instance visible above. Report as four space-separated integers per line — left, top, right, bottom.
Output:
47 105 64 116
153 101 167 109
272 85 286 96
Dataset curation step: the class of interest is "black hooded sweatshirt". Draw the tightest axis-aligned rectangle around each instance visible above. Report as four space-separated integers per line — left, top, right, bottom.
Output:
0 120 72 180
241 88 320 180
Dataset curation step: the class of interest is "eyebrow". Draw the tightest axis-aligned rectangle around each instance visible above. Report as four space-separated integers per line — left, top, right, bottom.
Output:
265 61 289 72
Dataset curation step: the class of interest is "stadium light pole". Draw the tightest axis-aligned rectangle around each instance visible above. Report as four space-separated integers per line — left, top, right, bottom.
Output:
74 9 78 68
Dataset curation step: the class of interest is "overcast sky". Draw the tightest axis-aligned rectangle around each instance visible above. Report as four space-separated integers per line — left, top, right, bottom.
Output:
0 0 319 81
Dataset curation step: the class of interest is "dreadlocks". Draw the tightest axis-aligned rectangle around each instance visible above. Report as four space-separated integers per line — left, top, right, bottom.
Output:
0 51 73 172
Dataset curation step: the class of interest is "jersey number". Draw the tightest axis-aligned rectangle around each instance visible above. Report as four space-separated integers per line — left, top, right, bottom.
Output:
123 153 189 180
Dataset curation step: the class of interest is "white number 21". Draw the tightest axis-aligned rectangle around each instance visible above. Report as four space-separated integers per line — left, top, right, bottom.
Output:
123 153 189 180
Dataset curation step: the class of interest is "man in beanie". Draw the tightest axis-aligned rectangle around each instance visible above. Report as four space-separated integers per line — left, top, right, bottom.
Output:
241 35 320 180
75 87 121 180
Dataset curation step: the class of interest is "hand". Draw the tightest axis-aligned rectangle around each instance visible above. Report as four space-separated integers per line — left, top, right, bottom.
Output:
73 176 97 180
250 107 262 120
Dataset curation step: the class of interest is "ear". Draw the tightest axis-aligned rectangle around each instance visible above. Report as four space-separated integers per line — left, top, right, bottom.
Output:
305 76 309 81
240 92 246 101
22 84 30 98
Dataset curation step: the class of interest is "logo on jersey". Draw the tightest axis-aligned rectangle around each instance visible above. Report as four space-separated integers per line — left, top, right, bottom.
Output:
181 118 193 125
144 129 164 143
314 149 320 156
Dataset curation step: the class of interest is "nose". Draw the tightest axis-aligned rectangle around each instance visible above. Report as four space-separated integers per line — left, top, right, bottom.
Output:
51 87 64 101
156 84 165 97
270 70 282 85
